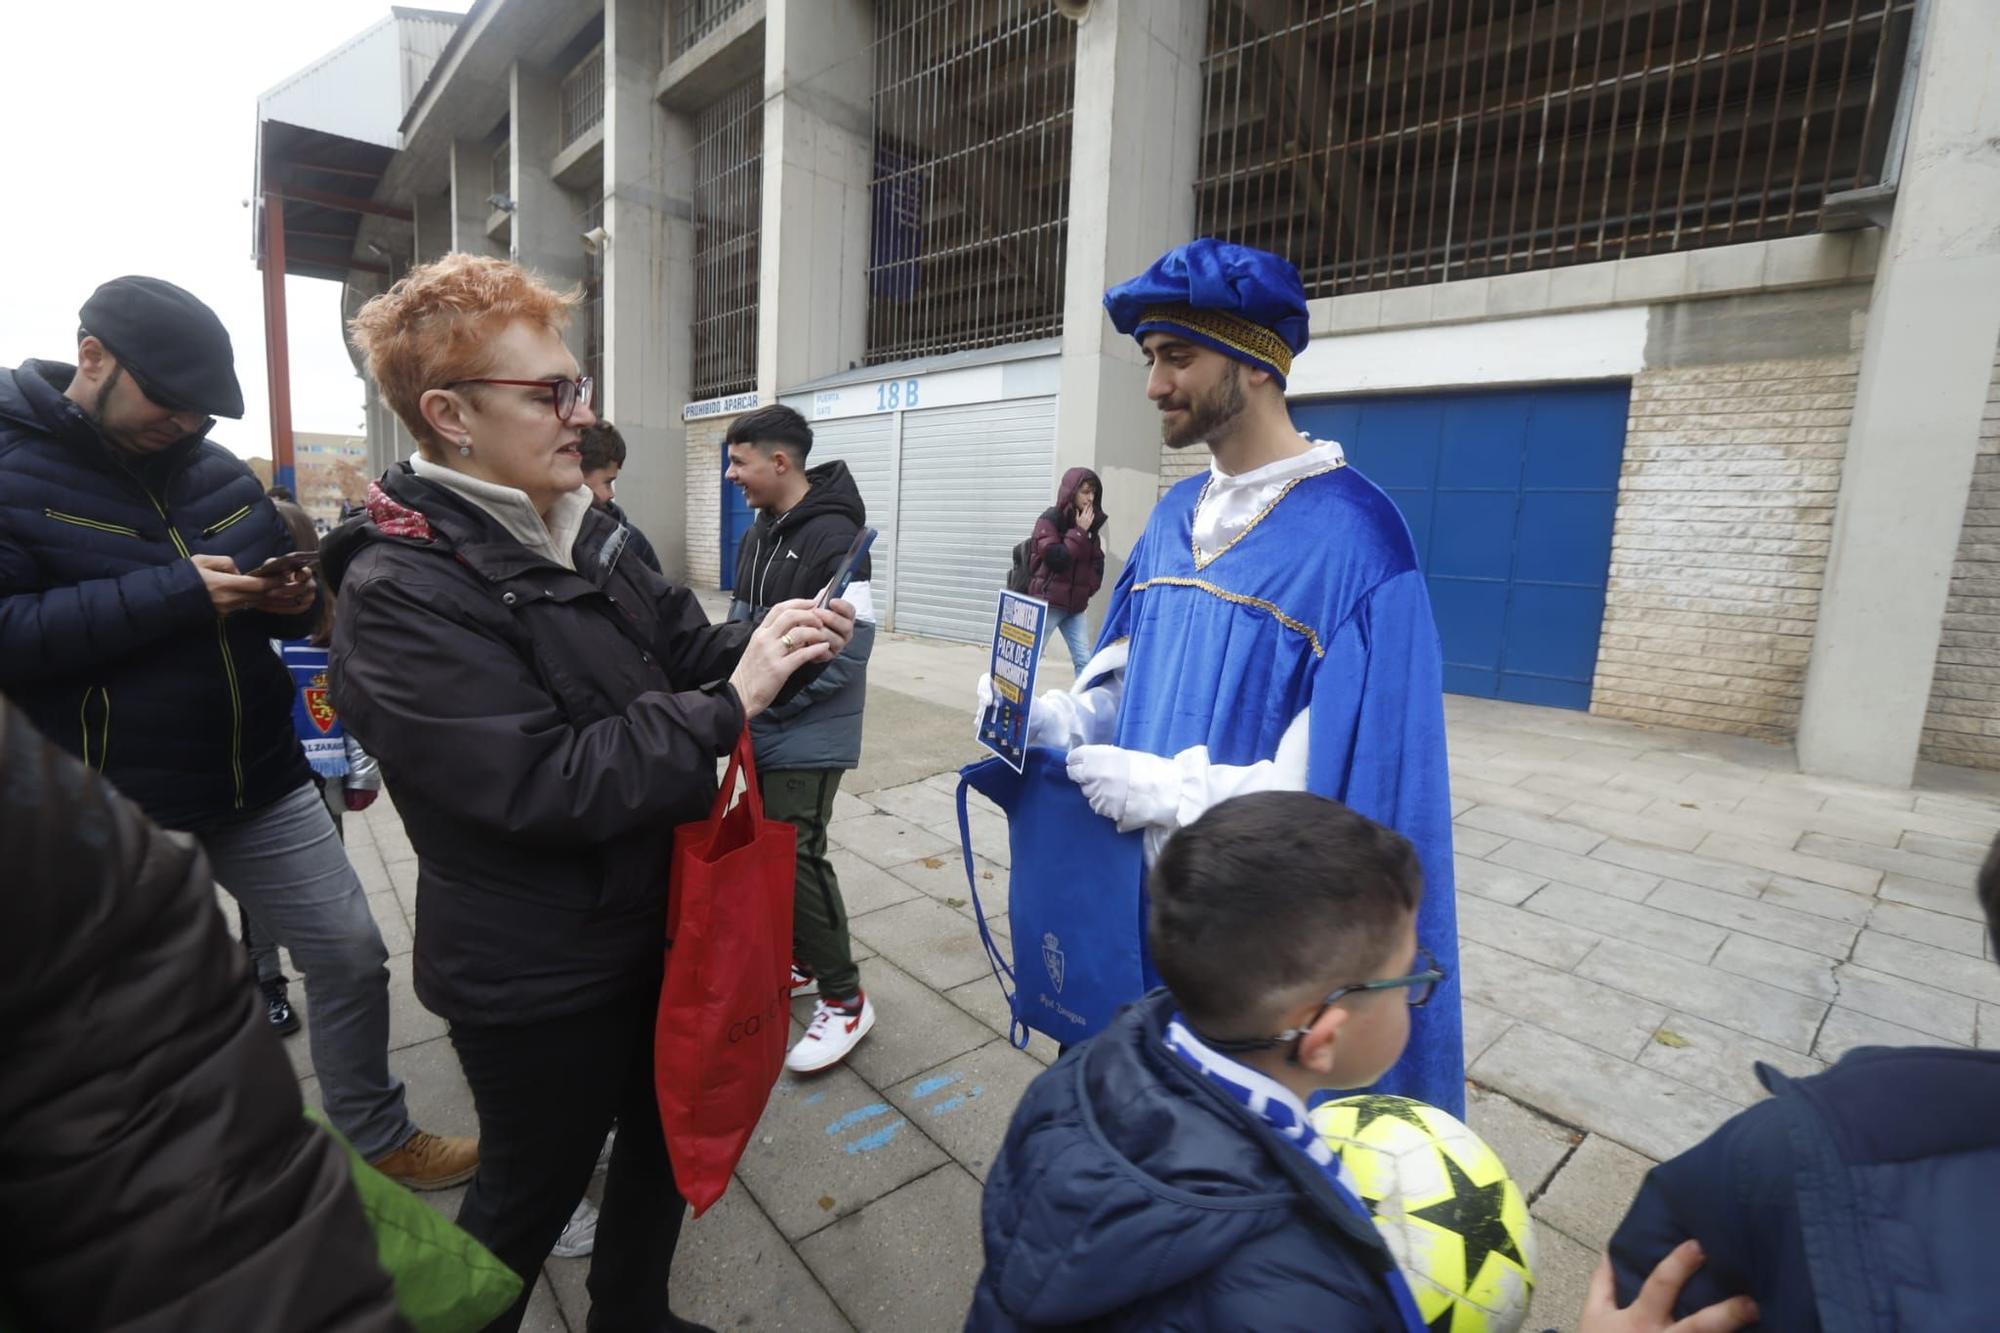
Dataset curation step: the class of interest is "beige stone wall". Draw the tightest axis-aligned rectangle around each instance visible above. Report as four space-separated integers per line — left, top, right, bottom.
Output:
684 416 729 589
1590 358 1859 739
1158 443 1205 498
1919 340 2000 769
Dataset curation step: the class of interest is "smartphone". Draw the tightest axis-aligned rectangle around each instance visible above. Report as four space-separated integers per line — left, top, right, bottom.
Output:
249 551 321 580
816 527 877 609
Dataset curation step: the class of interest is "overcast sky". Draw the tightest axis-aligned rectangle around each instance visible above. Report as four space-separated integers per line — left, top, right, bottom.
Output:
0 0 472 460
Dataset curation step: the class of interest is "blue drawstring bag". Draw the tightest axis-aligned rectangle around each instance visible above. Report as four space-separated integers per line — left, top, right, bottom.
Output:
958 746 1151 1048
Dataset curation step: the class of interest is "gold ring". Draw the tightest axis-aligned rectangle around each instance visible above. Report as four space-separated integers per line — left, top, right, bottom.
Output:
781 632 798 649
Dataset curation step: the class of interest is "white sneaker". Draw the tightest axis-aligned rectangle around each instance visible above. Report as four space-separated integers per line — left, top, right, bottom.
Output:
551 1197 597 1259
790 961 818 996
786 994 876 1073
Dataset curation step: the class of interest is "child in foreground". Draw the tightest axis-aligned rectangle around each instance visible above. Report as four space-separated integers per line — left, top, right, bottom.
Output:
966 790 1755 1332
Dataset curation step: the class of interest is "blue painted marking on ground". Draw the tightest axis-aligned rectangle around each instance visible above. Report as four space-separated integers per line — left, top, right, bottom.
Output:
844 1121 904 1154
912 1072 963 1098
802 1091 826 1106
928 1095 967 1117
825 1103 891 1136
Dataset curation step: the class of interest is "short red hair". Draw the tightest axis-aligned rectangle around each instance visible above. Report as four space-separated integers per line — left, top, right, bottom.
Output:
348 254 578 459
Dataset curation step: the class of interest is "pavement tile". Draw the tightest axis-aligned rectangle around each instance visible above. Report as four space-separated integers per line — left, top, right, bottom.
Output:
1459 942 1667 1060
1472 1024 1738 1162
373 819 416 863
387 951 449 1050
1589 840 1766 897
1877 871 1984 922
1490 841 1659 903
368 891 412 956
882 848 1008 919
1460 806 1606 856
1518 774 1655 814
1864 901 1989 958
1457 894 1604 969
832 790 874 823
299 1034 477 1142
349 845 392 896
1849 931 2000 1006
387 856 420 919
1451 825 1510 858
941 804 1013 870
1881 805 2000 846
1709 933 1837 1002
1639 1011 1825 1106
795 1166 986 1333
1981 1004 2000 1051
886 1040 1046 1182
943 978 1062 1067
1553 802 1708 853
1813 1005 1956 1063
736 1064 950 1241
1898 830 1992 866
1523 1220 1598 1333
1524 884 1725 964
1696 834 1882 896
851 897 1001 992
1462 1000 1515 1066
1451 795 1476 818
1829 962 1978 1044
1577 940 1826 1054
1464 1084 1580 1198
1533 1134 1657 1252
1449 775 1574 818
824 814 956 870
826 848 930 917
1758 875 1875 925
835 957 999 1089
860 780 962 828
1455 854 1547 906
1797 833 1975 890
1647 880 1858 959
668 1183 853 1331
521 1275 567 1333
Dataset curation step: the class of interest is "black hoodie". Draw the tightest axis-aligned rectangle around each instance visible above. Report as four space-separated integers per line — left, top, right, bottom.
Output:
726 460 876 771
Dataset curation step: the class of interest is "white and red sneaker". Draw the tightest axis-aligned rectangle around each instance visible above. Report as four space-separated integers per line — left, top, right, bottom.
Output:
786 993 876 1073
790 961 818 996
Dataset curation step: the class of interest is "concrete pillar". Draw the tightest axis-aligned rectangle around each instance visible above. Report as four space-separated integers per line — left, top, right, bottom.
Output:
1053 0 1206 569
602 0 694 580
758 0 873 397
1797 1 2000 784
448 139 501 256
509 61 589 291
413 190 451 263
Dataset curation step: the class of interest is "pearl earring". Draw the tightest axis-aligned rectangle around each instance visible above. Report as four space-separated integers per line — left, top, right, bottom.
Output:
458 437 472 456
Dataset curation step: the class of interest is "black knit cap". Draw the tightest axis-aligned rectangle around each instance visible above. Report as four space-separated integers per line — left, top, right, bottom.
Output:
78 276 245 419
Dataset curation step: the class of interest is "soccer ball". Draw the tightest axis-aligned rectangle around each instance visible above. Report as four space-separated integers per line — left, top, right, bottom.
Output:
1311 1095 1536 1333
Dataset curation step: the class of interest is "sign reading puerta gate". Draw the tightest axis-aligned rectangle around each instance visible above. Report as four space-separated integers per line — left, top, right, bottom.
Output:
977 591 1048 773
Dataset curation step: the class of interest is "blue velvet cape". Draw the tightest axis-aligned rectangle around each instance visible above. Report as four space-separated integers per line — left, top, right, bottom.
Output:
1094 460 1465 1116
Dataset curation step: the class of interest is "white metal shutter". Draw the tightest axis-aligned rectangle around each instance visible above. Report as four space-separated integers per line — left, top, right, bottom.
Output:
803 415 898 623
894 397 1057 643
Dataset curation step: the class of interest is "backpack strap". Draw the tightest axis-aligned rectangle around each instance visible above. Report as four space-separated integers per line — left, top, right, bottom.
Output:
958 772 1029 1050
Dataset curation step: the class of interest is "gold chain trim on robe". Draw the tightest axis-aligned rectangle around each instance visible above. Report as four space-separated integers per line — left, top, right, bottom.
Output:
1130 577 1327 659
1189 460 1347 572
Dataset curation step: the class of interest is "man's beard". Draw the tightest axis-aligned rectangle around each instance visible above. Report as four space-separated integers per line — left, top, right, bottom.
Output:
1161 367 1245 450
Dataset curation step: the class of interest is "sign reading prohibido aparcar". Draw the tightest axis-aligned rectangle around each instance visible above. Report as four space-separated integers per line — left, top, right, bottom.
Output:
978 591 1049 773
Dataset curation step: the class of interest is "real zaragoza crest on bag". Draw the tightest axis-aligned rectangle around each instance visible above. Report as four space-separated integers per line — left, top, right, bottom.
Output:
1042 931 1065 993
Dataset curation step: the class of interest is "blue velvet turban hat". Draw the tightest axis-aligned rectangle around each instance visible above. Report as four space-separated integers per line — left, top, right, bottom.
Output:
1102 238 1311 387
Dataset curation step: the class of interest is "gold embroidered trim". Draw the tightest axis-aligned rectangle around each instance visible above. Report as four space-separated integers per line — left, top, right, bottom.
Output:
1189 461 1347 572
1139 304 1294 375
1130 577 1326 659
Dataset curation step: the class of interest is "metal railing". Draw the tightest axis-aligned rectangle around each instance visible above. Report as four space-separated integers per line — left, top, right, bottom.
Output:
670 0 752 60
560 44 605 151
865 0 1077 364
1195 0 1920 298
691 82 763 401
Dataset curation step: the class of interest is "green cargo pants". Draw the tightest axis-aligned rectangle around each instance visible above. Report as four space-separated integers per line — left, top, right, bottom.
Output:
760 769 861 1001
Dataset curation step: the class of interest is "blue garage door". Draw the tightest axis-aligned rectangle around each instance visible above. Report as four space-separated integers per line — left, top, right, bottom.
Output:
1292 383 1629 710
719 455 756 592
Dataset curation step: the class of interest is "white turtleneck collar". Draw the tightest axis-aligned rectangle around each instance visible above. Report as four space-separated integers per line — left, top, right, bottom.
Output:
411 455 593 571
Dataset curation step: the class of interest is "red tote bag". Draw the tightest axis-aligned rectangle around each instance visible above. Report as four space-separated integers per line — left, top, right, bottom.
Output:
655 728 797 1216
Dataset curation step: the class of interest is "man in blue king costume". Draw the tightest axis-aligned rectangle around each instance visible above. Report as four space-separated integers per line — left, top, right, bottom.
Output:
1027 238 1463 1114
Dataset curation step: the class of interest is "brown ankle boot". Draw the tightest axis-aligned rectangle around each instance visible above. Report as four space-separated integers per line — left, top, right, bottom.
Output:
369 1129 479 1191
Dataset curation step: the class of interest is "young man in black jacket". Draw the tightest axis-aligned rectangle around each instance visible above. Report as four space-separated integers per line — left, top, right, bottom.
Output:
725 405 880 1072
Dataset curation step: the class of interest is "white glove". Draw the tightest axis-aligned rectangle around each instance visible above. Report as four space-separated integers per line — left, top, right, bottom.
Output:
1066 744 1181 832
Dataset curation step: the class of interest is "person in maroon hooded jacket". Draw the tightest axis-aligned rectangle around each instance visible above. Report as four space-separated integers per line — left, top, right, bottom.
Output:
1027 467 1107 676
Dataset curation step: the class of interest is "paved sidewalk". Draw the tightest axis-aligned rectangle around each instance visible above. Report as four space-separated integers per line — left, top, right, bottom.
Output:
284 601 2000 1332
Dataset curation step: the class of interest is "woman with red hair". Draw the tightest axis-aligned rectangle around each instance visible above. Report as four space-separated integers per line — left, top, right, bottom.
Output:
329 253 853 1332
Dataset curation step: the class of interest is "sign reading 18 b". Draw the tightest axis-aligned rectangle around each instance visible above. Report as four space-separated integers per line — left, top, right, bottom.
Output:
875 378 922 412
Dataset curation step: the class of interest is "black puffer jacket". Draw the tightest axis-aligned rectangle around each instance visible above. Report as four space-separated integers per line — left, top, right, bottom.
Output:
0 699 404 1332
726 460 875 772
0 359 316 831
324 464 756 1026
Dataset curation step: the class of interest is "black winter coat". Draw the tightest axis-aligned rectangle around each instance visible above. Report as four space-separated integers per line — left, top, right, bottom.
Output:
324 465 757 1026
0 360 318 831
968 991 1408 1331
726 460 875 772
0 699 405 1332
1608 1047 2000 1331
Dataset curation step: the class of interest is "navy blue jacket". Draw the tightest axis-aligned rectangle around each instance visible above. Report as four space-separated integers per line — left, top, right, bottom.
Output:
968 991 1407 1331
1609 1046 2000 1331
0 360 316 831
